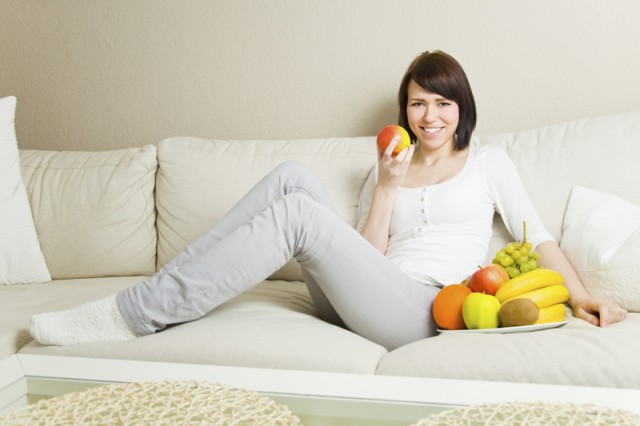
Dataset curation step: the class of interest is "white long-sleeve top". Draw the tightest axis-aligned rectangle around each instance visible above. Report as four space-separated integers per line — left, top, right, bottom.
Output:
356 144 554 287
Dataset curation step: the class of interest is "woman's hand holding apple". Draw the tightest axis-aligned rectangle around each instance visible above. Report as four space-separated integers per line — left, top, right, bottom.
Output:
376 135 414 191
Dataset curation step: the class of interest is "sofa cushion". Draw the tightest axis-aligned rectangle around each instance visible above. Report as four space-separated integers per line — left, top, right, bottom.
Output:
19 146 158 279
0 276 143 359
19 280 388 374
376 313 640 388
560 186 640 312
0 96 51 285
155 137 377 280
477 111 640 263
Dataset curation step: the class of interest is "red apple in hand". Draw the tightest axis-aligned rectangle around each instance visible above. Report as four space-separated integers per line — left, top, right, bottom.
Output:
469 264 510 296
377 124 411 156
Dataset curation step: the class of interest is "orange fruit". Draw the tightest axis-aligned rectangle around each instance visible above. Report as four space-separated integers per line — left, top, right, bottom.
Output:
432 284 472 330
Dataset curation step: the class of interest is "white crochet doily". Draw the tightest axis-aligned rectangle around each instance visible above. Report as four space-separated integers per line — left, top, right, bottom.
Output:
3 380 638 425
413 401 640 426
0 380 302 425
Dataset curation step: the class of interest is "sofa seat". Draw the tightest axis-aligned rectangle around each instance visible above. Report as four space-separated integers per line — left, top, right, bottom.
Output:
377 312 640 389
18 280 388 375
0 277 144 360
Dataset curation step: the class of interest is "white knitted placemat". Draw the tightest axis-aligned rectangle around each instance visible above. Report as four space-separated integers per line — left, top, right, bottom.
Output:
0 380 302 425
413 401 640 426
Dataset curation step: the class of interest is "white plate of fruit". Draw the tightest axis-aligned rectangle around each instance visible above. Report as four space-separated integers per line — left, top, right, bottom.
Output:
433 223 571 334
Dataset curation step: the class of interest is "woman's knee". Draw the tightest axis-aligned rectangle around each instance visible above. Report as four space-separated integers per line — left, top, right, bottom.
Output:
280 191 317 212
275 161 316 185
274 161 331 205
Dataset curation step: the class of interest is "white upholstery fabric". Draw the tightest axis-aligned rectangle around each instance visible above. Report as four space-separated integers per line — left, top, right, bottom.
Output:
19 146 158 279
561 186 640 312
377 313 640 388
0 96 50 285
476 111 640 263
155 137 377 280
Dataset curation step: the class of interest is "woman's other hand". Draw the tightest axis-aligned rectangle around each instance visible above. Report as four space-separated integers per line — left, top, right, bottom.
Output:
536 240 628 328
573 297 627 327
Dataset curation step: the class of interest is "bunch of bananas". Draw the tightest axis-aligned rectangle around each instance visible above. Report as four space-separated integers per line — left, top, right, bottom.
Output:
496 268 569 327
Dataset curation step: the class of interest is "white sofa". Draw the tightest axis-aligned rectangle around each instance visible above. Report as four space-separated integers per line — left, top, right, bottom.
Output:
3 109 640 389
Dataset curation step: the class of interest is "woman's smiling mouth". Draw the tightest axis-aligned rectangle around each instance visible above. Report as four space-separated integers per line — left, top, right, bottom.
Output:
421 127 443 134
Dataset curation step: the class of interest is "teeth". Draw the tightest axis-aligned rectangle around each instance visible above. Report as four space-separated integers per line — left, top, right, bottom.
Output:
423 127 442 134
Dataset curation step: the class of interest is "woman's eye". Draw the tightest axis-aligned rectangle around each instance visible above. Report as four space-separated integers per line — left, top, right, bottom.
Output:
411 102 424 107
439 101 451 107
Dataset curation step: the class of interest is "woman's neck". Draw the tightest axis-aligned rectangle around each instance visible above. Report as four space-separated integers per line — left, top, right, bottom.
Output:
412 142 462 166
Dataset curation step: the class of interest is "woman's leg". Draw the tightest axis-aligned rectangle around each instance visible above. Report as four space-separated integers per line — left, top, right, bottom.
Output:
289 197 439 350
31 163 437 349
302 268 346 328
118 193 437 350
156 161 346 328
30 162 341 346
156 161 335 274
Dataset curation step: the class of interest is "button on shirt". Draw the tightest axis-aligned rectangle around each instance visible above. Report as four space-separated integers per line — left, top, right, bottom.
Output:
356 145 554 287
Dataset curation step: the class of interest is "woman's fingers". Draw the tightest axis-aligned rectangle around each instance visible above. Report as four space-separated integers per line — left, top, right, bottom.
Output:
381 135 400 158
395 142 414 162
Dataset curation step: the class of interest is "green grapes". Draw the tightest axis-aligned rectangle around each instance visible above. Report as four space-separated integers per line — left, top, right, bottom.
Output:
492 222 541 278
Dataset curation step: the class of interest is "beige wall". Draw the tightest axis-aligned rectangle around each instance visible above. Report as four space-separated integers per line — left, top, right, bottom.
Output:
2 0 640 151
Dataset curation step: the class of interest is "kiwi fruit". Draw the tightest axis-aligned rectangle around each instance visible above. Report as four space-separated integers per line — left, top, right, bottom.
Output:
499 298 540 327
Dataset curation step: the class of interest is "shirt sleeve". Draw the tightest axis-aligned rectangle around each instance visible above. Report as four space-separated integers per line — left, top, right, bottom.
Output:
356 165 377 232
482 146 555 248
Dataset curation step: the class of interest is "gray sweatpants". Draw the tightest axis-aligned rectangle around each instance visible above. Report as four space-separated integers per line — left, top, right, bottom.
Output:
117 162 439 350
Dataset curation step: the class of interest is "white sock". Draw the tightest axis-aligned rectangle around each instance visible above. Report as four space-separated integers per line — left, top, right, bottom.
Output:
30 295 137 346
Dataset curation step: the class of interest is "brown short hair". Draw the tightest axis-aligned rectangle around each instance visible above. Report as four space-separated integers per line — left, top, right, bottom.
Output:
398 51 477 150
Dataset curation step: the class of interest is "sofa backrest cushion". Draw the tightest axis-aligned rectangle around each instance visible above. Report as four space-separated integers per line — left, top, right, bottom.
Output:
156 137 377 280
19 145 158 279
476 110 640 262
156 111 640 285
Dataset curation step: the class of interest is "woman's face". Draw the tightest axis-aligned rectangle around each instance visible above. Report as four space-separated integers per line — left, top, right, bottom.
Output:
406 79 460 153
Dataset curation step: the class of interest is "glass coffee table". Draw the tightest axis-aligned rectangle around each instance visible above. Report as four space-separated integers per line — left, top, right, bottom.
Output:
2 354 639 425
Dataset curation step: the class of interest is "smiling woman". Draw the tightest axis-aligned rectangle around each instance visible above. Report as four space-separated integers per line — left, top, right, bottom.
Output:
398 51 476 152
406 80 461 154
29 49 627 354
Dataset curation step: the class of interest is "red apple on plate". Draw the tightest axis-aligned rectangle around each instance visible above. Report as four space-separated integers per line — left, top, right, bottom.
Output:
469 264 510 296
376 124 411 156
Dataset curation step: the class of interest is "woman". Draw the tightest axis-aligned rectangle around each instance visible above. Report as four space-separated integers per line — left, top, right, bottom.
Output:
30 50 626 351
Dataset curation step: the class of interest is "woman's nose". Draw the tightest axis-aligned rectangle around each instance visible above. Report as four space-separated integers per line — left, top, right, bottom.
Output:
423 106 437 122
